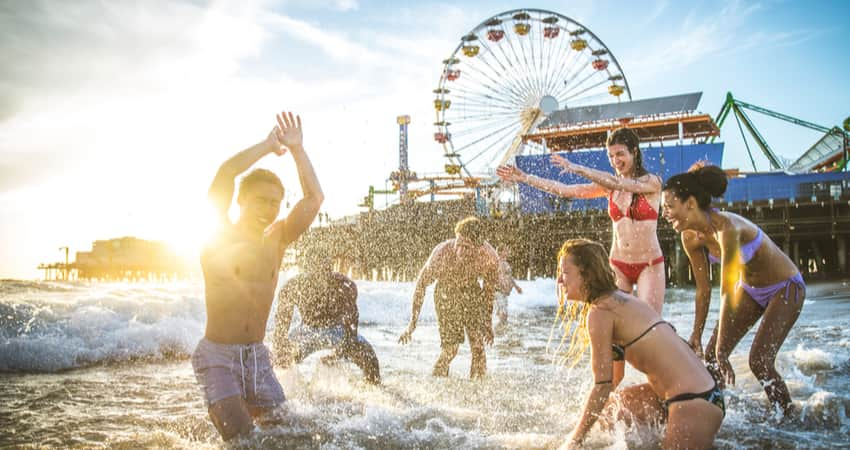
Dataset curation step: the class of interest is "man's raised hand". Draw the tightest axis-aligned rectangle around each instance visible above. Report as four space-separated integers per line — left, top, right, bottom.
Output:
276 111 303 152
266 110 304 156
266 126 288 156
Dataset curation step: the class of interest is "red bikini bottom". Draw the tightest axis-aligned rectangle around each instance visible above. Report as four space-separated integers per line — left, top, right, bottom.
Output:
609 256 665 285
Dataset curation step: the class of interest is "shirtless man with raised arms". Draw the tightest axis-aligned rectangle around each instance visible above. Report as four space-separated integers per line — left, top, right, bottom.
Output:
191 110 323 441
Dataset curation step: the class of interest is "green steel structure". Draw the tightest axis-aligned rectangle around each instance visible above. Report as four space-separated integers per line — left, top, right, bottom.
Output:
712 92 849 172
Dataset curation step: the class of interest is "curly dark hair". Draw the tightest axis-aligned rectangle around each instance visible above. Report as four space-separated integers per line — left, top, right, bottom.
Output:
662 162 728 210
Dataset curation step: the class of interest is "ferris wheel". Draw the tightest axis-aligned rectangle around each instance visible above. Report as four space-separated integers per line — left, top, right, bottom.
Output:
434 9 632 179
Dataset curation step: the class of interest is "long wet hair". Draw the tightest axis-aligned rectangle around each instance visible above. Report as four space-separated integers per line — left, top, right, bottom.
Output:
662 162 728 210
607 127 652 219
607 127 647 179
551 239 618 368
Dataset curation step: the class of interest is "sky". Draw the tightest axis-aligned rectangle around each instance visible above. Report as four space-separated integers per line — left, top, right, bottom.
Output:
1 0 848 279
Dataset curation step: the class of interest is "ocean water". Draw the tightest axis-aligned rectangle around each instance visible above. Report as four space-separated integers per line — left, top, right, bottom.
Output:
1 276 849 449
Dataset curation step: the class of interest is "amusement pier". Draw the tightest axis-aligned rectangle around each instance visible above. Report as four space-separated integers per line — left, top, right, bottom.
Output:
40 9 849 284
297 9 850 286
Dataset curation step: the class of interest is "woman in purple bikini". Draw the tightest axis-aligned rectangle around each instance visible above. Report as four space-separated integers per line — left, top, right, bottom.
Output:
661 163 805 414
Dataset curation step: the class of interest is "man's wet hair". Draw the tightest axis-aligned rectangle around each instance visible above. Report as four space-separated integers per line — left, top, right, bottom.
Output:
454 216 486 246
238 168 284 198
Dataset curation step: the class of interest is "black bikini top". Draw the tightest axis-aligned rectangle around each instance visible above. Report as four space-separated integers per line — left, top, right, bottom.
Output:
612 320 674 361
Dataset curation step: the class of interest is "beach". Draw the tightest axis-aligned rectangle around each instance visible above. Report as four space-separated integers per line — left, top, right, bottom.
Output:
1 277 849 449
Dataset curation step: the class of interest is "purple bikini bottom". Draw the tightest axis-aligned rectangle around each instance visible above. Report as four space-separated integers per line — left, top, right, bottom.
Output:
739 272 805 309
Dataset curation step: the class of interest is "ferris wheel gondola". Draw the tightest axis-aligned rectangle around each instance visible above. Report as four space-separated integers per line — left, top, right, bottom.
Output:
433 9 632 179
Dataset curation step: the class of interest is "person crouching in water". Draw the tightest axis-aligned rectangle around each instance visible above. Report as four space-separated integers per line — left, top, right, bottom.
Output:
556 239 723 449
398 216 500 379
274 252 380 384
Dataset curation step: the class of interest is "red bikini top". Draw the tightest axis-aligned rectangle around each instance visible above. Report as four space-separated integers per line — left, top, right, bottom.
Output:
608 191 659 222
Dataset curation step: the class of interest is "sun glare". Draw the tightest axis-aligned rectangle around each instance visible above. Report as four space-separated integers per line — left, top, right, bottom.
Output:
164 205 218 265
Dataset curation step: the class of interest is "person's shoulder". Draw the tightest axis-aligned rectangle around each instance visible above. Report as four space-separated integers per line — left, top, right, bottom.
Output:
282 272 311 290
636 173 663 191
430 240 452 257
587 301 616 330
481 242 500 262
681 229 702 246
727 211 757 229
714 208 741 222
725 213 763 243
635 171 661 181
716 211 749 235
331 271 355 285
332 272 357 298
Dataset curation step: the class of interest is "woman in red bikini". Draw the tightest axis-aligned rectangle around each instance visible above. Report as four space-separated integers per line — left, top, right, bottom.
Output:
662 163 804 415
497 127 664 386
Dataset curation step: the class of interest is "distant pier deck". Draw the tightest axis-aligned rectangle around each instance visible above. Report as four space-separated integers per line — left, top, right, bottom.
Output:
37 236 194 282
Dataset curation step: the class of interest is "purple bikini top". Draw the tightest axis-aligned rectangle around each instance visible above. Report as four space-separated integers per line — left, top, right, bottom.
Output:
704 208 763 265
706 228 763 265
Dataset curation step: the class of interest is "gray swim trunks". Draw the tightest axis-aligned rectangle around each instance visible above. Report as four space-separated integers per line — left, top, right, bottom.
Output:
191 338 286 409
287 324 370 361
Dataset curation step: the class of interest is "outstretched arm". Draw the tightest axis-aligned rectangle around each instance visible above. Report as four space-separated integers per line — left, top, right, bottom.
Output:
398 245 442 344
496 165 606 199
715 226 743 385
267 111 325 250
551 153 661 194
682 231 712 358
208 128 284 222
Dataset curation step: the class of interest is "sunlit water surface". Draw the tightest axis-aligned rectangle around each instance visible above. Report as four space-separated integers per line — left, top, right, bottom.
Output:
1 277 849 448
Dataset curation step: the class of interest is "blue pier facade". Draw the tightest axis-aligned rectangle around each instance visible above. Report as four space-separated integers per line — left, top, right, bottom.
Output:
515 143 849 213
